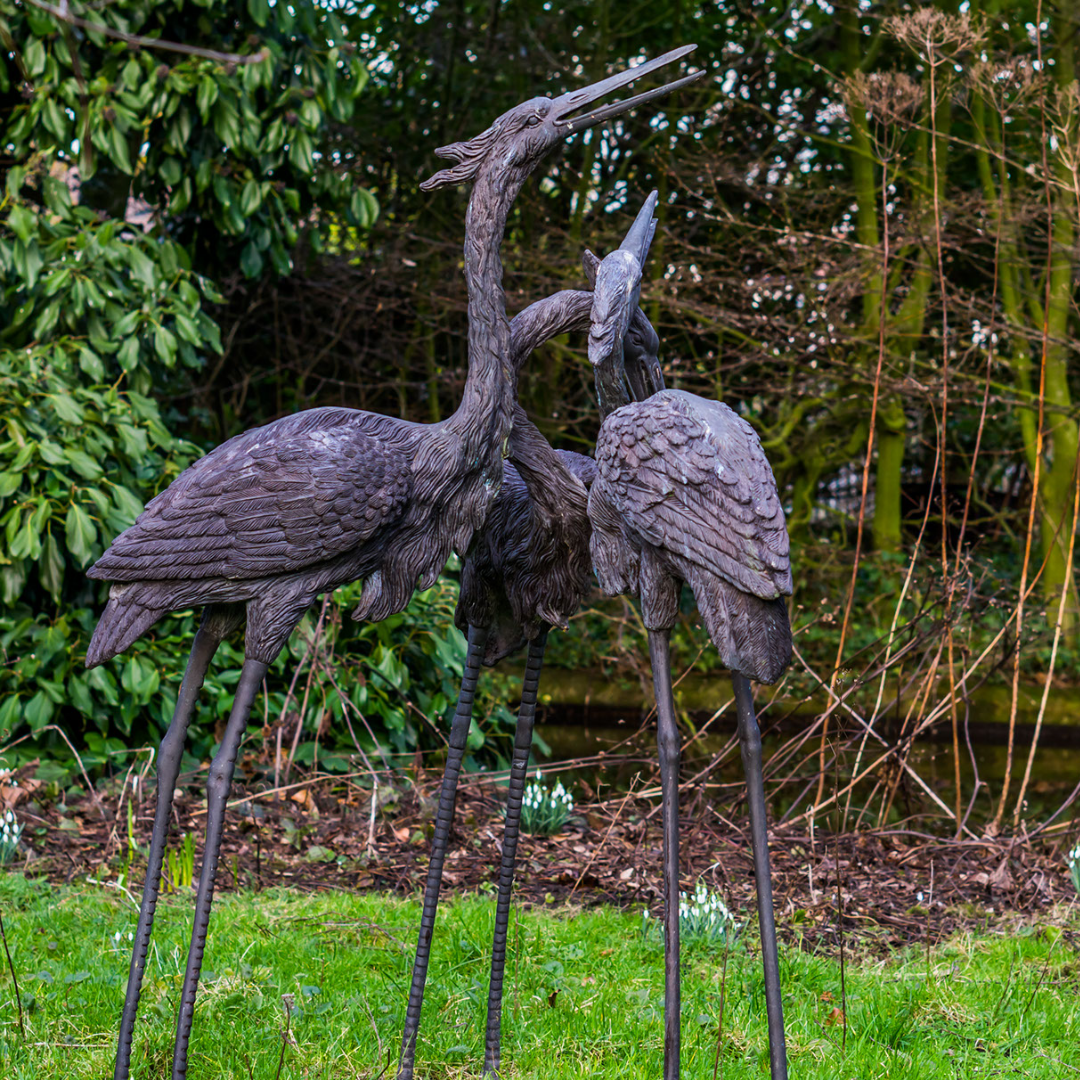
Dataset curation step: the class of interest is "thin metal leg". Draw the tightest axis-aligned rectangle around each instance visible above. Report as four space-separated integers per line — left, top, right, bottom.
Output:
731 672 787 1080
483 632 547 1078
171 657 269 1080
398 624 488 1080
114 620 224 1080
649 629 681 1080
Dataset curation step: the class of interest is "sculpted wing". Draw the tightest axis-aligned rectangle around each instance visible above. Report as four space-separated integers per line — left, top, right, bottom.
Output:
89 408 414 583
593 390 791 600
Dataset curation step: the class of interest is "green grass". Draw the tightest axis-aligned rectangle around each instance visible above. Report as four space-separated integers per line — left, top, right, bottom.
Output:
0 872 1077 1078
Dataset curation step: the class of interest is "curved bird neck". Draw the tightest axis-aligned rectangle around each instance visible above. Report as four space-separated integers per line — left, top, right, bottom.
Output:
445 165 524 454
596 336 630 421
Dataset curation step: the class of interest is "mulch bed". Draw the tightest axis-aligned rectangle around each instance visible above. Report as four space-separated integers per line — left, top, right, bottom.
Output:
5 759 1078 954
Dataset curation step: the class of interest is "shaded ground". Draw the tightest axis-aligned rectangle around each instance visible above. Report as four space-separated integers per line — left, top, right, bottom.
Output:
4 758 1077 954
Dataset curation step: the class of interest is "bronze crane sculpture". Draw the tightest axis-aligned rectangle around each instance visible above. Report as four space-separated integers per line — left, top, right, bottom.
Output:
399 213 666 1079
394 52 702 1080
87 47 701 1080
586 195 792 1080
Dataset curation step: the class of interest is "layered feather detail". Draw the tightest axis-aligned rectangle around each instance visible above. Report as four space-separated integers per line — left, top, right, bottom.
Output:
456 452 595 667
589 389 793 684
85 405 502 665
85 585 166 669
687 569 791 685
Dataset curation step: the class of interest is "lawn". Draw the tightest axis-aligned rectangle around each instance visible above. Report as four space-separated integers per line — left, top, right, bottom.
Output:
0 872 1077 1078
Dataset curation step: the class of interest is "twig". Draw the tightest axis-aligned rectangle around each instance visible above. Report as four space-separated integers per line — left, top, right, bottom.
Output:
996 0 1052 833
567 782 637 901
38 725 107 820
275 994 294 1080
85 875 140 909
0 912 25 1039
1018 932 1059 1028
283 597 331 787
104 755 142 861
27 0 268 65
188 769 390 815
368 783 378 854
835 111 894 829
788 645 967 831
273 613 326 797
1013 434 1080 825
925 859 934 978
357 990 384 1062
834 755 847 1053
712 931 730 1080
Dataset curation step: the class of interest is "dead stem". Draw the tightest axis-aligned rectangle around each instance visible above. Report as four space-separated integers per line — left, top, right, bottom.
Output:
1013 438 1080 825
0 911 24 1040
994 0 1052 833
712 931 730 1080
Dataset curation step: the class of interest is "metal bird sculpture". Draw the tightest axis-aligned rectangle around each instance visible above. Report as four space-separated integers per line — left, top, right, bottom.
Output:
395 51 703 1080
473 217 667 1080
86 47 697 1080
586 194 792 1080
399 276 662 1079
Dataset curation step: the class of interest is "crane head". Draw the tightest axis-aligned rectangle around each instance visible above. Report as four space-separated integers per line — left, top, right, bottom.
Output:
421 47 702 192
588 191 660 416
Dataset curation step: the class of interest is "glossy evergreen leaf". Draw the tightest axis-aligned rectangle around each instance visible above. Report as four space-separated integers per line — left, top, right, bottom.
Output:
65 503 97 566
40 532 64 602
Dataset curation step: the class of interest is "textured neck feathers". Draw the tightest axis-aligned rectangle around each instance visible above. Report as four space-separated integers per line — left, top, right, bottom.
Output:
446 165 525 452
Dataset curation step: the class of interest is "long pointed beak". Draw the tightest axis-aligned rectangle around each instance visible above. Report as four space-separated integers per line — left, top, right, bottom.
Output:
620 190 659 266
553 46 703 134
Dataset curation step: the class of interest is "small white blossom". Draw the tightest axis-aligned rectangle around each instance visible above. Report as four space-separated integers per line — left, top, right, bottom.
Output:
0 807 23 864
643 881 738 947
515 774 574 836
1067 841 1080 897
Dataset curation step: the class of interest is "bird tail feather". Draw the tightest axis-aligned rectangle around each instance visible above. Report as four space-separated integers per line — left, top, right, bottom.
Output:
84 586 164 668
690 572 792 685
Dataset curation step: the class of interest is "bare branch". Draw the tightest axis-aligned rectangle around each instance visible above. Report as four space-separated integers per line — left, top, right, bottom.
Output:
27 0 268 65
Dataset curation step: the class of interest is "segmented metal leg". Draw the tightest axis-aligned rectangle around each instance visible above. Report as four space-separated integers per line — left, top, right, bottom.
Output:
483 632 548 1078
171 657 269 1080
397 625 488 1080
114 615 227 1080
649 630 681 1080
732 673 787 1080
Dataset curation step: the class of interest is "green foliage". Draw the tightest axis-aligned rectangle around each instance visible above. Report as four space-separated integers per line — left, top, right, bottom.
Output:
1 0 376 276
0 163 209 750
1 162 221 388
0 0 391 770
258 576 494 771
0 574 516 788
165 833 195 894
